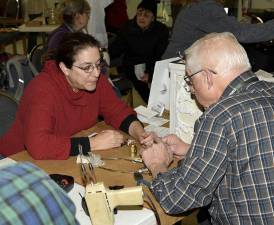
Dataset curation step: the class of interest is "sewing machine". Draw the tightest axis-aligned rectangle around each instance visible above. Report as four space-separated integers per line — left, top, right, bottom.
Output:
85 182 143 225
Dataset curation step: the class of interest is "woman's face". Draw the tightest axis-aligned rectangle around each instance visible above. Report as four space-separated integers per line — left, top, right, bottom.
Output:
136 8 154 30
74 11 90 31
63 46 102 92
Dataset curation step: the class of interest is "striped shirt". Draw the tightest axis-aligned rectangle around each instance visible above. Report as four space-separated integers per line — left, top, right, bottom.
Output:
0 162 79 225
151 71 274 225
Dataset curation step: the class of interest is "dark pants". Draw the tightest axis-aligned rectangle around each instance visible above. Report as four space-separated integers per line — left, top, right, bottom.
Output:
125 66 150 103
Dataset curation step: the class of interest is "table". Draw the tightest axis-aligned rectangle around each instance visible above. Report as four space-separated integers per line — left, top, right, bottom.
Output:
18 23 58 33
0 30 26 54
10 121 190 225
17 18 59 48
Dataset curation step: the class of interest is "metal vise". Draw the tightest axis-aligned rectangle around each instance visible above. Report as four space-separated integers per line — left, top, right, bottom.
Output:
85 182 143 225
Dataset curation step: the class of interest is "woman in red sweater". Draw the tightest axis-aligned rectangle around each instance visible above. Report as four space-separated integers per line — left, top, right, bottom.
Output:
0 32 146 159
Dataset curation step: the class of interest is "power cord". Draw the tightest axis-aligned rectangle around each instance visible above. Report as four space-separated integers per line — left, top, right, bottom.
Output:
144 192 161 225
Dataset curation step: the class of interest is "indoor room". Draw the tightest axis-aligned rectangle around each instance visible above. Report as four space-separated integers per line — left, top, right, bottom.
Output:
1 1 274 225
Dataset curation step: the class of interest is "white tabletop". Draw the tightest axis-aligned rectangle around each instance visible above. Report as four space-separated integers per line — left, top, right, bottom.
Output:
18 23 58 33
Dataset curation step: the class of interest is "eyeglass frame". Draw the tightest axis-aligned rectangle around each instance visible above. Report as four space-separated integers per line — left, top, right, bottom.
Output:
72 58 104 74
183 68 217 92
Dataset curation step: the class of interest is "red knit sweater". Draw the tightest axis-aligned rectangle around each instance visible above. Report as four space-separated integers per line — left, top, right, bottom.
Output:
0 60 135 159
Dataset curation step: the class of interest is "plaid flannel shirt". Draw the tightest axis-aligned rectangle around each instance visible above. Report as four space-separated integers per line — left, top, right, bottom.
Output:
0 162 79 225
151 71 274 225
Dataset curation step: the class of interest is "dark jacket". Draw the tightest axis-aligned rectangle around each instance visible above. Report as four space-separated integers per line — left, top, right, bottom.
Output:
163 0 274 58
109 18 169 81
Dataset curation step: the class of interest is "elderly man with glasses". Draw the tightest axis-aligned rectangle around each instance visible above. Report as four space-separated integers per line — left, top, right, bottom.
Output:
140 32 274 225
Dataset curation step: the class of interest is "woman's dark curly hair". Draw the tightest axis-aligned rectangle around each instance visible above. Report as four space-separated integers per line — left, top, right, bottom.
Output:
54 32 100 68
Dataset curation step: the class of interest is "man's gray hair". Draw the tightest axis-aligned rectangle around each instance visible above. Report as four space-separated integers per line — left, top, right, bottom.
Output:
185 32 251 74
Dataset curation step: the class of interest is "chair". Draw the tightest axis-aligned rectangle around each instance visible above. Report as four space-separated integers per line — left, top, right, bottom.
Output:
6 55 35 101
28 44 47 75
0 91 18 137
3 0 21 20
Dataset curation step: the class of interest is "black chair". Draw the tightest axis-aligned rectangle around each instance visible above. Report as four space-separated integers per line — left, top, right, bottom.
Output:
0 91 17 137
28 44 47 75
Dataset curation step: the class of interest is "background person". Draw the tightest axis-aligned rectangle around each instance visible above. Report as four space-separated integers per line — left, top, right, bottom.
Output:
108 0 169 103
141 32 274 225
162 0 274 72
0 162 78 225
47 0 91 52
0 32 145 159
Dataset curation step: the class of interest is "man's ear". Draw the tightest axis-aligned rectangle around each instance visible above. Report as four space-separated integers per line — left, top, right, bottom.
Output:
205 70 214 90
59 62 70 76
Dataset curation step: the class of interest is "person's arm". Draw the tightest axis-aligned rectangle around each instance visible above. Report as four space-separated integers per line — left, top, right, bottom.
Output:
150 114 228 214
22 80 71 159
0 162 78 225
200 2 274 43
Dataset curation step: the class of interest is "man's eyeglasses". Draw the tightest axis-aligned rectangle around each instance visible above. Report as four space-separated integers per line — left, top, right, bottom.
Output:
183 69 216 92
72 59 104 74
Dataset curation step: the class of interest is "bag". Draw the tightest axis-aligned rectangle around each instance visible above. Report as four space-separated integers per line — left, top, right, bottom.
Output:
6 55 35 101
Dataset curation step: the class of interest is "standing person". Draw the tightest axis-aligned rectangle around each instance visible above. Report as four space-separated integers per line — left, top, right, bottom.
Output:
141 32 274 225
0 32 146 159
162 0 274 62
109 0 169 103
47 0 91 52
105 0 129 34
86 0 113 48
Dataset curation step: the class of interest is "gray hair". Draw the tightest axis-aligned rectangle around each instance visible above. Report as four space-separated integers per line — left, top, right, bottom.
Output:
185 32 251 75
57 0 90 25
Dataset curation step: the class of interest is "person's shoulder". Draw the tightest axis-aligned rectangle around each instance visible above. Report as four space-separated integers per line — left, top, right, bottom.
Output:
184 0 222 13
24 67 56 98
48 25 70 49
153 21 169 31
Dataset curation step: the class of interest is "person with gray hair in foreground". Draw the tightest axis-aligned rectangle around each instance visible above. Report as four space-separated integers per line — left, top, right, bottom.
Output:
140 32 274 225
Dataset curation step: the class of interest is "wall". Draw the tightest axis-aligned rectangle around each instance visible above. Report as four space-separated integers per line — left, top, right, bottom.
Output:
251 0 274 9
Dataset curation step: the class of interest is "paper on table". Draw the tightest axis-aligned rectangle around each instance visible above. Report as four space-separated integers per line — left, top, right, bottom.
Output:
138 114 169 127
135 105 158 119
145 125 170 137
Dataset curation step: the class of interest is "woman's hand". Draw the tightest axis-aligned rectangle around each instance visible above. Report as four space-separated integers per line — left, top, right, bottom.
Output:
89 130 124 150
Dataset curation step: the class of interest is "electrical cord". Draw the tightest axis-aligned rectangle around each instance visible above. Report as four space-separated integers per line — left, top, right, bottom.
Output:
144 192 161 225
98 166 149 174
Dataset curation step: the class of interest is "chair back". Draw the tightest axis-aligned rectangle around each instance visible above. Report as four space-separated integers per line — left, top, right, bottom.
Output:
3 0 22 19
6 55 35 101
28 44 47 75
0 91 18 137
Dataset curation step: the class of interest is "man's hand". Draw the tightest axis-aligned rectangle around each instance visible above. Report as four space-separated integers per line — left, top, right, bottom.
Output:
89 130 124 150
139 131 159 147
140 139 173 177
162 134 190 159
